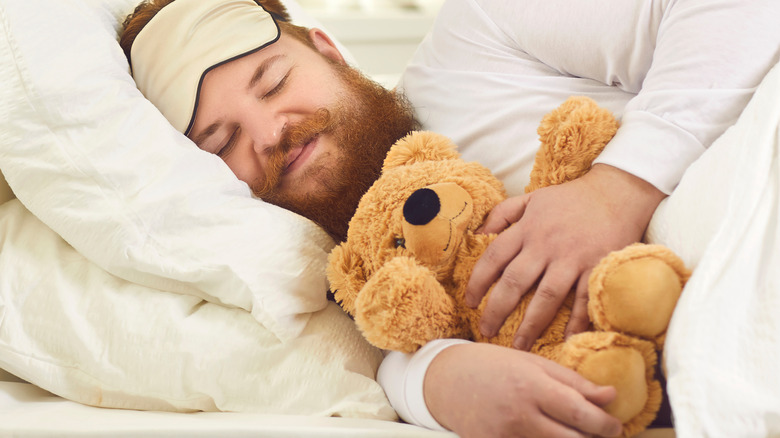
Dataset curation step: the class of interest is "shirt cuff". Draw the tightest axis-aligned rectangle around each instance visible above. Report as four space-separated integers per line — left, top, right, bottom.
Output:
594 110 706 194
377 339 472 431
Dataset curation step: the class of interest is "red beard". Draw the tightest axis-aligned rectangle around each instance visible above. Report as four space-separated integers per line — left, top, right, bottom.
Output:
253 63 419 242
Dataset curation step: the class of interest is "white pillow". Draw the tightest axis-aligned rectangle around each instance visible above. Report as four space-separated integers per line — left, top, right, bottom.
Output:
0 198 394 418
0 0 342 340
0 171 13 206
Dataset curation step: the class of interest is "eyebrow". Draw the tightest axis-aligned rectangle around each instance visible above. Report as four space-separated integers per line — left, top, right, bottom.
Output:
191 121 221 148
248 54 284 91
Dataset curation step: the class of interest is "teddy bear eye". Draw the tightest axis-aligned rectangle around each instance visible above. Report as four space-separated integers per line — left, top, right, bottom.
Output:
394 237 406 249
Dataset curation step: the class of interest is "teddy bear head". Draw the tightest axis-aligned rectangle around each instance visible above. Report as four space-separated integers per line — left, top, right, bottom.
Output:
327 131 506 320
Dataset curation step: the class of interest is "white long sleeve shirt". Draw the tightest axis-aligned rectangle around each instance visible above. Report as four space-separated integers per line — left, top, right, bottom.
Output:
380 0 780 429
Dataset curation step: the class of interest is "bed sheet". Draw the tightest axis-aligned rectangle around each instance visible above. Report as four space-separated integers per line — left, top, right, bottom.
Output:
0 380 453 438
0 371 675 438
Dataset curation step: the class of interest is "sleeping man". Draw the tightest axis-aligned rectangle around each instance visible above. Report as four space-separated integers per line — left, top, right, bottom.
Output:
120 0 780 436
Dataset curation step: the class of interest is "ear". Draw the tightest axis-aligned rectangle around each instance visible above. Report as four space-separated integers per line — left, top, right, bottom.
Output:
326 243 366 315
309 28 346 65
383 131 462 171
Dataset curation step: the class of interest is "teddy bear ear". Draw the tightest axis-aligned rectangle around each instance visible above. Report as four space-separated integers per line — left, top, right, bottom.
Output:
326 243 367 316
382 131 462 171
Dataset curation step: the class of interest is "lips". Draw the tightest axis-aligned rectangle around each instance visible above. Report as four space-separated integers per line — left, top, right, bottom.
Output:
284 135 319 174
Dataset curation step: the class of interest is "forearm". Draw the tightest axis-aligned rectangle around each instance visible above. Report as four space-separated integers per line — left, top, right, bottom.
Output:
423 343 481 431
581 163 666 235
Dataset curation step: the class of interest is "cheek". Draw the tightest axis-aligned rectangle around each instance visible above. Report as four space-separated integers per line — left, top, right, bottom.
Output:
223 154 262 187
293 67 345 108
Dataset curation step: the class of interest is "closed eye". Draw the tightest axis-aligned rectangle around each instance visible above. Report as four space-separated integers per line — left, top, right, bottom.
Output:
263 71 290 100
217 127 241 158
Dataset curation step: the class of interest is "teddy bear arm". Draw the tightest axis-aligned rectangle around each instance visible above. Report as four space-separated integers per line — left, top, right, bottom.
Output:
526 96 619 193
354 256 469 353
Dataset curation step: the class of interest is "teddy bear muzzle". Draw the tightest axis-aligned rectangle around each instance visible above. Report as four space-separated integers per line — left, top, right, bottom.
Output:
401 182 474 266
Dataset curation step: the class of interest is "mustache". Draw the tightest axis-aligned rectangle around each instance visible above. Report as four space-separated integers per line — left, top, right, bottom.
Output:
252 108 335 197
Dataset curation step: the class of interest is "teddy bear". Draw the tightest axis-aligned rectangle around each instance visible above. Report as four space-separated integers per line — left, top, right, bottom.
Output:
327 96 691 437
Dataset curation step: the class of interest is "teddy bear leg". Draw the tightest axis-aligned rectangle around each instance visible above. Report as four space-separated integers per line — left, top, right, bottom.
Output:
559 332 661 438
588 243 691 349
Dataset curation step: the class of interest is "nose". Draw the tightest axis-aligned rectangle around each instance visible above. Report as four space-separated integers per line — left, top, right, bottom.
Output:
403 188 441 226
241 109 287 155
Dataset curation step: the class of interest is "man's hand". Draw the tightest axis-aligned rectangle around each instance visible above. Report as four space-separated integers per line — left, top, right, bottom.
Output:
424 342 623 438
465 164 666 350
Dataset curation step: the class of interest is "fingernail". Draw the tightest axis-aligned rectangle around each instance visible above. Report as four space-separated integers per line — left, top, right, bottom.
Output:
513 336 528 350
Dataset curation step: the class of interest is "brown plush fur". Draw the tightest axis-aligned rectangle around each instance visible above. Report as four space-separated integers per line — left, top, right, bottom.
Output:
328 96 692 437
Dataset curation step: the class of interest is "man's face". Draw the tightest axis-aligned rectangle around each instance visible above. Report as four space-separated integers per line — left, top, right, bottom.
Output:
189 28 418 241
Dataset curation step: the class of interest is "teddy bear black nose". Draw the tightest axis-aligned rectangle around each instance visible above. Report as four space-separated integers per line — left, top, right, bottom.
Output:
403 188 441 226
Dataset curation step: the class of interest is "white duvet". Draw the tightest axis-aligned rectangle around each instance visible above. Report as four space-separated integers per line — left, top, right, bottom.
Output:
647 61 780 436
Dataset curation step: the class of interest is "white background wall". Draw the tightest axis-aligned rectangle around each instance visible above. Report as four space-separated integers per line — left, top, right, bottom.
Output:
299 0 442 88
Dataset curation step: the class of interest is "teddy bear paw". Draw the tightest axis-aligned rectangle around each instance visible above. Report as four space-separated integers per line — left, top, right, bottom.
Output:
560 332 661 438
588 244 691 349
353 256 467 353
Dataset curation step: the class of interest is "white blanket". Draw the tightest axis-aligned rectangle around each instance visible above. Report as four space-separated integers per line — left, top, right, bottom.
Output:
647 60 780 436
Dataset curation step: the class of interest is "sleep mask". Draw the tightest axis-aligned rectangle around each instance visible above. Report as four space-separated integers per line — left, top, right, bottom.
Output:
131 0 280 135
